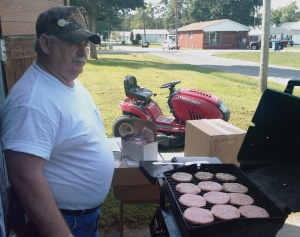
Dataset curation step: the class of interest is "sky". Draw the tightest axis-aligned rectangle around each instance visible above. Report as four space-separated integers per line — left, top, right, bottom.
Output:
145 0 300 10
271 0 299 9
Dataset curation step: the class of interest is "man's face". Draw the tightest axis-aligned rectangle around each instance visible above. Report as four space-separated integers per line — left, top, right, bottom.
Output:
48 36 89 80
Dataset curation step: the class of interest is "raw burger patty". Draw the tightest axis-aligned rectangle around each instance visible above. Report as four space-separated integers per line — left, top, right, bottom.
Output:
179 194 206 207
229 193 254 206
183 207 214 225
203 191 230 205
171 172 193 182
198 181 222 192
216 173 237 182
194 171 214 181
222 183 248 193
239 205 269 218
176 183 201 194
211 204 240 220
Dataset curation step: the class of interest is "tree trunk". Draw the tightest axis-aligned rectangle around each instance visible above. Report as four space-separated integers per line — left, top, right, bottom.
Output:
86 1 98 60
89 16 98 60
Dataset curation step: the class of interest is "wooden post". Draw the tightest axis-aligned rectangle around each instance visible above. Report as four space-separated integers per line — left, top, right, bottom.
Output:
259 0 271 93
175 0 179 50
0 60 8 236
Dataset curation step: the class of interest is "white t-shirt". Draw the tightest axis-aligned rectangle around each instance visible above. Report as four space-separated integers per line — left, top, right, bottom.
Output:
1 62 114 210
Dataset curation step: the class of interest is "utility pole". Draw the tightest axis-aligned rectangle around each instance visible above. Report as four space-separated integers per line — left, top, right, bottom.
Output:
122 11 125 44
175 0 179 50
143 6 146 43
259 0 271 93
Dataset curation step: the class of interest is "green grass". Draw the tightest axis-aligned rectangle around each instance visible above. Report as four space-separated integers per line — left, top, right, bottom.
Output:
77 52 299 231
214 50 300 69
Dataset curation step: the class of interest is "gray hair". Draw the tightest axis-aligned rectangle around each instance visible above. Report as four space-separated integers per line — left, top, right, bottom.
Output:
34 35 59 54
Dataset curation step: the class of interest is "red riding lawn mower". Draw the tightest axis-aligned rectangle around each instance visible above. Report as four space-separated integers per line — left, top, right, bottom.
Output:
112 75 230 147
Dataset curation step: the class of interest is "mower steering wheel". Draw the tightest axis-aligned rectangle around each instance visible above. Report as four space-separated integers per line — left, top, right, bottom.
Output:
159 81 181 89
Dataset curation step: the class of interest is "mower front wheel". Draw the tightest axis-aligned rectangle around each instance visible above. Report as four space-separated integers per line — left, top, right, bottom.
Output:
113 115 135 137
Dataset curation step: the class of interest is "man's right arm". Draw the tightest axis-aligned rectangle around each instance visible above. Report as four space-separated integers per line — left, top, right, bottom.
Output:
5 150 73 237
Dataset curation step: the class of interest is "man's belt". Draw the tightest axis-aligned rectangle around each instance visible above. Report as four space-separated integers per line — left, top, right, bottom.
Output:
59 205 101 216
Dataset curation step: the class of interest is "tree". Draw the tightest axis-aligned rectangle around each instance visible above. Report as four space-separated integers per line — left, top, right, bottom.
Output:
136 33 142 42
158 0 263 28
123 13 135 31
270 9 282 26
280 1 300 23
130 3 163 30
70 0 144 59
271 1 300 26
130 31 134 42
158 0 187 30
253 5 262 28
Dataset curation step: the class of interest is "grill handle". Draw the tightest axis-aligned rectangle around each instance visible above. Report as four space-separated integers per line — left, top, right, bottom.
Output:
284 79 300 94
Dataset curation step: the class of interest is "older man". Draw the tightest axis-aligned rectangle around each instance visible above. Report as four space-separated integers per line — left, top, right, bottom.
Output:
1 6 114 237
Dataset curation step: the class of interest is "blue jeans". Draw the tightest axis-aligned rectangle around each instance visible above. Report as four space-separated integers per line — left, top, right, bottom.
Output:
0 195 6 237
63 208 101 237
9 187 101 237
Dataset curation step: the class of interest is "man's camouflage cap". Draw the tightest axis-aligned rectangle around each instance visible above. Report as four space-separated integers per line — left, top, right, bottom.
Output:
36 6 100 45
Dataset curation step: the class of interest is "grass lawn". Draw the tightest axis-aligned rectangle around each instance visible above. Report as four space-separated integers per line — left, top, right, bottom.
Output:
214 49 300 69
77 52 299 231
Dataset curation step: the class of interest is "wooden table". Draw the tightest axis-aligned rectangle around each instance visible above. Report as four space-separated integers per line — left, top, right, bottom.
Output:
109 137 183 237
111 167 161 237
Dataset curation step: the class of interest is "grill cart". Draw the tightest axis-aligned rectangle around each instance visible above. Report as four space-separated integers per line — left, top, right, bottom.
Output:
140 80 300 237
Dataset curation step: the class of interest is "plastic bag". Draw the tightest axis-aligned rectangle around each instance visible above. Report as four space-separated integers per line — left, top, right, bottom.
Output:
141 126 154 143
123 126 154 145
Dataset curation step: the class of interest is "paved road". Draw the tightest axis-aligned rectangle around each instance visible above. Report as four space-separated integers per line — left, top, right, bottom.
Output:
111 45 300 85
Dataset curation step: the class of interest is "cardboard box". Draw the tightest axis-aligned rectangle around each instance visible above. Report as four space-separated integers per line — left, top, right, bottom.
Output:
184 119 246 166
121 118 158 162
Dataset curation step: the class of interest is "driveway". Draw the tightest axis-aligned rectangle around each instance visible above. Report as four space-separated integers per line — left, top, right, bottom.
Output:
111 45 300 85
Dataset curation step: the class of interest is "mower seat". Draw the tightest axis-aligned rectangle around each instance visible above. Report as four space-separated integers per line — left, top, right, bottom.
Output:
124 75 152 102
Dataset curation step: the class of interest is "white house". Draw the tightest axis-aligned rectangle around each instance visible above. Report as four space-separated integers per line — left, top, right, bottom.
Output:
249 21 300 44
109 31 131 42
289 21 300 44
132 29 169 43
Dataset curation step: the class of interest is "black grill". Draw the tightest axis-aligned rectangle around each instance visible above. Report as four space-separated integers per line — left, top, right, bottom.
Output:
163 164 287 237
148 80 300 237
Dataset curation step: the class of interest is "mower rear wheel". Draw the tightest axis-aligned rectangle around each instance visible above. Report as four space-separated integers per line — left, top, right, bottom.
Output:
113 115 134 137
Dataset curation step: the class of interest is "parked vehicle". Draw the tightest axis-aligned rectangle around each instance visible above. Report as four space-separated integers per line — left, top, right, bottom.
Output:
249 40 288 50
162 40 180 50
112 75 230 147
141 42 150 48
282 37 294 46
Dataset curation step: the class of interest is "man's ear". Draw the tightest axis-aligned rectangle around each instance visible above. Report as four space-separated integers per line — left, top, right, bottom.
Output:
39 34 51 54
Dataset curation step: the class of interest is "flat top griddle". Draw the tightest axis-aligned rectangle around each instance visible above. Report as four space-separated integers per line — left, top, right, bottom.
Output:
164 164 287 237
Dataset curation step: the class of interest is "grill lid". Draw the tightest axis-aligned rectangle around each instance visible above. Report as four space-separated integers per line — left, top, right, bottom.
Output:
238 79 300 213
